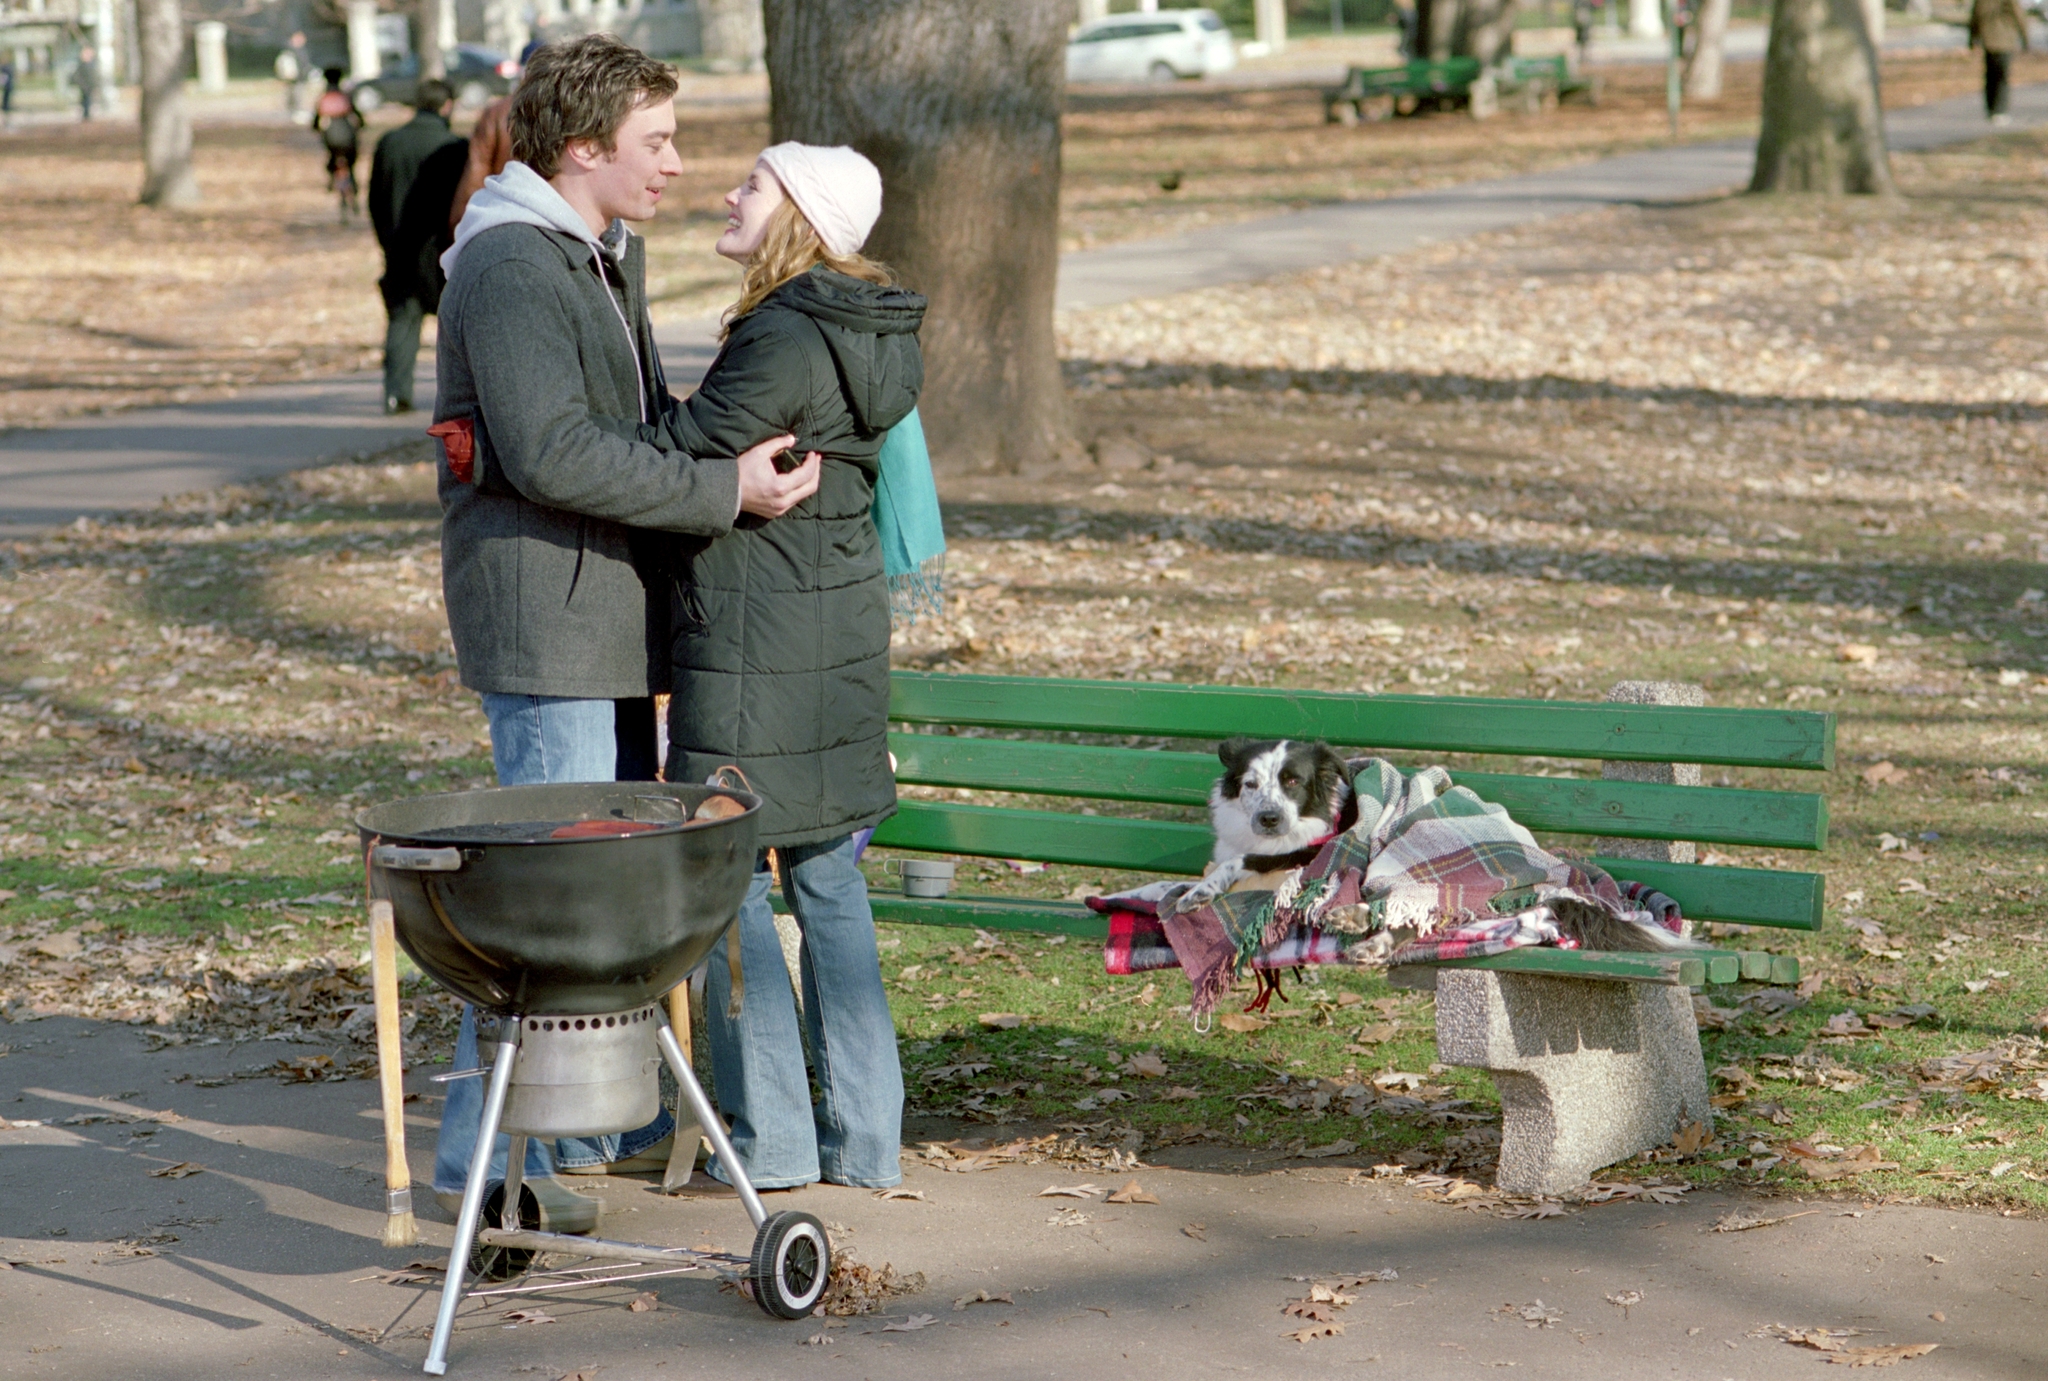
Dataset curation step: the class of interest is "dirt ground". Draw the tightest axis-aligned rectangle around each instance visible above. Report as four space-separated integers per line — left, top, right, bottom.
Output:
3 48 2039 430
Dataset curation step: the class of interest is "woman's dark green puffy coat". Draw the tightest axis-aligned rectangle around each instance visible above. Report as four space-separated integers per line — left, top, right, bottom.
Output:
654 267 925 847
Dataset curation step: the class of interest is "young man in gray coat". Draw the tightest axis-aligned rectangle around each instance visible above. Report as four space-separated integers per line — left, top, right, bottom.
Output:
430 34 820 1228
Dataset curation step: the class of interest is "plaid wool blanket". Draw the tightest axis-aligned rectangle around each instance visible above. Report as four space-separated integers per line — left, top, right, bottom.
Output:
1091 758 1685 1015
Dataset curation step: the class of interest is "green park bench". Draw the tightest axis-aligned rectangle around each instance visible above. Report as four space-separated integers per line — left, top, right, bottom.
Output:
842 671 1833 1193
1498 54 1604 109
1322 58 1484 124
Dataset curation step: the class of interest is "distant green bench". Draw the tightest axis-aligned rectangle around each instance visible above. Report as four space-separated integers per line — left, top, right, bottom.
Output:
1323 55 1602 123
835 671 1832 1192
1498 54 1604 109
1322 58 1484 124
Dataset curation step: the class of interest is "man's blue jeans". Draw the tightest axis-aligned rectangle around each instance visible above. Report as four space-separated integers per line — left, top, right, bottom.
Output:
702 833 904 1189
431 694 673 1196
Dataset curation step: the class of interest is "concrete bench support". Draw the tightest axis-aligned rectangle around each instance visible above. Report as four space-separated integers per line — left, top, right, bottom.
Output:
1432 968 1711 1195
1428 678 1714 1194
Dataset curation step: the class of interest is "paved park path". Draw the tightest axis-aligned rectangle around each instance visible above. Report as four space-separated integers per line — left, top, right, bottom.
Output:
3 80 2043 534
3 1015 2043 1381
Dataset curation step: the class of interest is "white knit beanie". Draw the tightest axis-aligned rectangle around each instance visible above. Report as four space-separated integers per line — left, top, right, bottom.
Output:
756 142 883 259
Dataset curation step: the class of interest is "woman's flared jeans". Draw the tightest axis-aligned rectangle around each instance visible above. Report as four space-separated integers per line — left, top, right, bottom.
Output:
702 833 904 1189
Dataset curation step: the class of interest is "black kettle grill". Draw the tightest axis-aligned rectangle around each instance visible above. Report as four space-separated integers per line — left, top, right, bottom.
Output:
359 781 830 1375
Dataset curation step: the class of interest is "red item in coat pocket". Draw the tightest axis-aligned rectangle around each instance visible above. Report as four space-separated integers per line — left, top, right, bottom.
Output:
427 417 475 483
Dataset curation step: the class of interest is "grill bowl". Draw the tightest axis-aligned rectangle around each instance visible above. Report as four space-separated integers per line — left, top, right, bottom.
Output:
357 782 759 1014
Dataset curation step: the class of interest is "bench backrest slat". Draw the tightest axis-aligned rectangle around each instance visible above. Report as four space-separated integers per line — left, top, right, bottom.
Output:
890 673 1834 771
890 733 1827 852
870 800 1824 931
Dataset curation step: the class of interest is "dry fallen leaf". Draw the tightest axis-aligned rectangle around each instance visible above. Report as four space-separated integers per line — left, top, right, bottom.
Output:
148 1162 203 1179
1182 1222 1207 1241
1504 1201 1567 1220
502 1308 555 1325
1823 1343 1939 1367
1160 1085 1202 1100
873 1188 929 1202
952 1289 1013 1310
1105 1179 1159 1205
1282 1297 1339 1322
977 1013 1023 1030
628 1291 658 1313
1606 1290 1643 1318
1122 1052 1169 1078
1218 1012 1269 1033
880 1313 938 1332
1037 1183 1104 1199
1285 1322 1345 1342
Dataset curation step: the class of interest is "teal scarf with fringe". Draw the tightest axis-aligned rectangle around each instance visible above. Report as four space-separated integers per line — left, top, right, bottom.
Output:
871 407 945 621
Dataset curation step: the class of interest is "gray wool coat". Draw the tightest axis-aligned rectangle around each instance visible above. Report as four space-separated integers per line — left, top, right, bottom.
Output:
436 224 742 699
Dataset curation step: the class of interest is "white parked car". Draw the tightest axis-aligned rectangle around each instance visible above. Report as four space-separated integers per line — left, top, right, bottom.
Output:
1066 9 1238 84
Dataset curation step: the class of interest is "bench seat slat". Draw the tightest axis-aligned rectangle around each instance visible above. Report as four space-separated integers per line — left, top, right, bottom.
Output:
798 892 1799 988
888 733 1827 850
1391 948 1711 986
871 802 1823 931
890 672 1834 771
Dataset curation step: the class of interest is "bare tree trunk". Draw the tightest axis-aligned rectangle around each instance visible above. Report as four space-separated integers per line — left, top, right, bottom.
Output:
765 0 1070 476
138 0 199 208
1751 0 1893 194
702 0 765 72
1420 0 1518 63
1453 0 1519 64
419 0 445 79
1417 0 1462 59
1685 0 1731 99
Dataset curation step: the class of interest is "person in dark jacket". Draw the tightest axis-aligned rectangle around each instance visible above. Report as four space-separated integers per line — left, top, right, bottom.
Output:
617 143 923 1191
1970 0 2030 123
71 46 97 122
430 36 822 1228
369 78 466 414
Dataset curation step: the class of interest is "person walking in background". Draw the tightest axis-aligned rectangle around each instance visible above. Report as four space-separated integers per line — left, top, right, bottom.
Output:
72 45 97 122
449 90 514 232
313 69 363 220
1970 0 2029 124
1 55 16 130
276 31 308 121
369 77 466 415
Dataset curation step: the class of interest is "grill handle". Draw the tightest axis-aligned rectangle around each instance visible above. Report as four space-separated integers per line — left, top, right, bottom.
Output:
372 845 465 873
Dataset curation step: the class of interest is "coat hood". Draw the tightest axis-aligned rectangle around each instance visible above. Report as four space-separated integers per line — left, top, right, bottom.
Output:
766 267 926 436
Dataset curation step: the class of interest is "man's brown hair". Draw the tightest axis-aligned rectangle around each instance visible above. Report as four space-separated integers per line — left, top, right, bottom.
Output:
510 35 679 180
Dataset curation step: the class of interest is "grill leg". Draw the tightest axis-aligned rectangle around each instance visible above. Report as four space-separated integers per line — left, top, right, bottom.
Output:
502 1137 526 1231
424 1020 522 1376
655 1023 766 1230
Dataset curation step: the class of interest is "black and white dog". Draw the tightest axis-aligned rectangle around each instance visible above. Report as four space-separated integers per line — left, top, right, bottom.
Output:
1185 737 1358 905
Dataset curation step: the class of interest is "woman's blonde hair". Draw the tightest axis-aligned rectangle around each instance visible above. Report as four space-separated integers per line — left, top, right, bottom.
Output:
723 196 892 339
